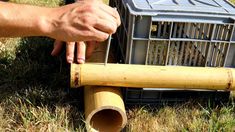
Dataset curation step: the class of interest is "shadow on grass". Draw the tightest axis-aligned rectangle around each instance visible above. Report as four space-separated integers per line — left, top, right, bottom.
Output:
0 37 85 130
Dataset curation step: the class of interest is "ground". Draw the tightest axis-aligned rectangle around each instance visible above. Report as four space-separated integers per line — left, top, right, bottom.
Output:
0 0 235 131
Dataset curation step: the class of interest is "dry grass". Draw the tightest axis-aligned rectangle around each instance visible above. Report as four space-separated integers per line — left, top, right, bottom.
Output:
0 0 85 131
127 104 235 132
2 95 84 131
0 0 235 132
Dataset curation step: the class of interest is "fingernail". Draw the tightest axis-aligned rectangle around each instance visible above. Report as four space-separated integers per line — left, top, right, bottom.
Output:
67 60 73 63
67 57 73 63
77 60 84 64
77 58 85 64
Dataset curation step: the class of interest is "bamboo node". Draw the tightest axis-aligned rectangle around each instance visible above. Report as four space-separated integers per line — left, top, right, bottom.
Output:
227 69 233 91
74 72 80 87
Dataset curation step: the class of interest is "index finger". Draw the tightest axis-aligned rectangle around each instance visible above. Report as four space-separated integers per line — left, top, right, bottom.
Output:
99 4 121 26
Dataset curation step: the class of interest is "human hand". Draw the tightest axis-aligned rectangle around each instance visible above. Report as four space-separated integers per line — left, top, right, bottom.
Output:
51 40 97 63
50 0 119 63
43 0 120 42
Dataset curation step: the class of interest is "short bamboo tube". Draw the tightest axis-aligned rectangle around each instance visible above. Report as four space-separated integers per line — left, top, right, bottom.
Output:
82 43 127 132
71 63 235 91
85 86 127 132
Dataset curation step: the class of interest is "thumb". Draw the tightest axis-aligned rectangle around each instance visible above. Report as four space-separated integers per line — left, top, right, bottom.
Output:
51 40 63 56
86 41 98 59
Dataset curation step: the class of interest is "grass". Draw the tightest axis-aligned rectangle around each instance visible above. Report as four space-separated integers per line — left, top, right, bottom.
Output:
127 103 235 132
0 0 235 131
0 0 85 131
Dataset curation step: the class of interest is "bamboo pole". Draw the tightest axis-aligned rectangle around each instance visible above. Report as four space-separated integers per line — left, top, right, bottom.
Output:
71 63 235 91
82 43 127 132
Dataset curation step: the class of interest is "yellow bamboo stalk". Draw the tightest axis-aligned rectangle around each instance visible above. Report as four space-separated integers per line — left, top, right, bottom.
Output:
71 63 235 91
82 43 127 132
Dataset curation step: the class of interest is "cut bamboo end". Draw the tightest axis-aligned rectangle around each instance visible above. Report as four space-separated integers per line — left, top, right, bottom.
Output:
84 86 127 132
71 63 235 91
86 108 126 132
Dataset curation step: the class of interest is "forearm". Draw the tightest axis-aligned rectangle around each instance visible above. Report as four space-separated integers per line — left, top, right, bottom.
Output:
0 1 119 41
0 1 51 37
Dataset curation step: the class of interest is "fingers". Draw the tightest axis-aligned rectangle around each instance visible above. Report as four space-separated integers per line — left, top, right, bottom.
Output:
94 11 118 34
99 5 121 27
89 27 110 42
86 41 97 59
52 40 97 64
77 41 86 64
51 40 63 56
66 42 75 63
92 4 121 34
73 2 120 41
49 1 121 42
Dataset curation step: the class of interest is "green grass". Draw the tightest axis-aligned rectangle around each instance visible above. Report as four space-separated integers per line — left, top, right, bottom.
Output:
0 0 235 131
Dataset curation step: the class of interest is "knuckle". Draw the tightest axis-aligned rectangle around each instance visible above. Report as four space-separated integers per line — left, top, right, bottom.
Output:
99 34 109 41
81 16 91 25
85 30 95 38
113 9 119 17
81 14 96 26
109 29 115 34
85 4 92 10
80 17 87 25
113 10 121 26
109 25 117 34
85 4 96 13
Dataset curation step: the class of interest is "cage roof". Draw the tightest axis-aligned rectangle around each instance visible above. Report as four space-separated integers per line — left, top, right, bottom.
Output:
127 0 235 16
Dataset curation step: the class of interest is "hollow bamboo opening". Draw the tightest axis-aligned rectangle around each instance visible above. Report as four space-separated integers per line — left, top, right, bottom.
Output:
88 109 124 132
84 86 127 132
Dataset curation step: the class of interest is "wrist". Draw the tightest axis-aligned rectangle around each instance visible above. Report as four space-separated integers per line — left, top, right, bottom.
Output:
36 7 56 38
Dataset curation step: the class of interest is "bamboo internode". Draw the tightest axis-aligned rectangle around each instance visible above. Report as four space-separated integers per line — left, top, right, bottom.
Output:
82 43 127 132
71 63 235 91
